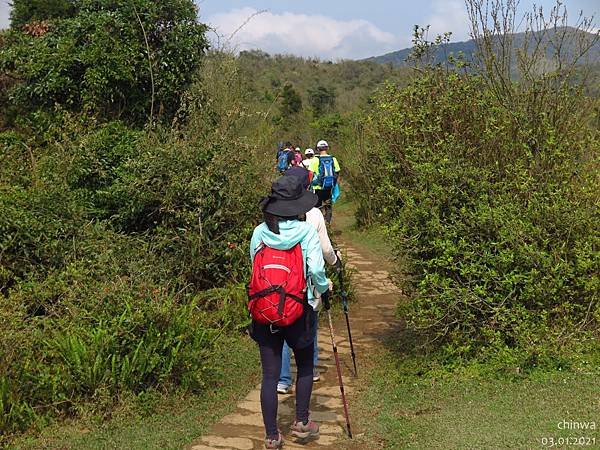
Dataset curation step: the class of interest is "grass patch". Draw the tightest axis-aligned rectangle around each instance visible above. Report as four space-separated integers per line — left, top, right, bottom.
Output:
349 335 600 449
332 197 392 260
9 334 260 450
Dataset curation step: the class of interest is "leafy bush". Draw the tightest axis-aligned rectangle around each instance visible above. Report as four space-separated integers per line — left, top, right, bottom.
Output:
0 52 271 440
9 0 75 26
0 265 225 438
349 70 599 368
0 184 86 294
308 85 336 115
0 0 208 125
310 112 345 140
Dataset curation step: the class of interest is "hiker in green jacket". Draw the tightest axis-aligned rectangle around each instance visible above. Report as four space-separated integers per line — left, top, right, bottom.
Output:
309 140 340 225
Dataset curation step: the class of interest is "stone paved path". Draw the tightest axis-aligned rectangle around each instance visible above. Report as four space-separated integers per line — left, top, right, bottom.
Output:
189 241 400 450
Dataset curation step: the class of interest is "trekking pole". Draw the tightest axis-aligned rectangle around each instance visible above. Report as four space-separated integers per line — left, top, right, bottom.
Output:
337 261 358 377
322 291 353 439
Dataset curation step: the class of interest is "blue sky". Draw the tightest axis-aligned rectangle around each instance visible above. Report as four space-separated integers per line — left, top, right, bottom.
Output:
0 0 598 59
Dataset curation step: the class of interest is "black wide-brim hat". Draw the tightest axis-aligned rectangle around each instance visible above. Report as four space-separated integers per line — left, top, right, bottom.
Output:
260 175 317 217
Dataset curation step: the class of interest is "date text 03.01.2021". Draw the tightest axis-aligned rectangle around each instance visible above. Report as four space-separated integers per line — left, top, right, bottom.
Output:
541 436 596 447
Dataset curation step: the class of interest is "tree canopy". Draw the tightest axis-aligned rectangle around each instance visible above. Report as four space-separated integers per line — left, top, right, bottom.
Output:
1 0 208 125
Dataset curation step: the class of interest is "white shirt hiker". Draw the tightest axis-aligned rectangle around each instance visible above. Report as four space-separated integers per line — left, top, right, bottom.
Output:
305 207 337 310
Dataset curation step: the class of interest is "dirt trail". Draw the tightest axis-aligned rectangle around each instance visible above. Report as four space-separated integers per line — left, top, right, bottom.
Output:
189 238 401 450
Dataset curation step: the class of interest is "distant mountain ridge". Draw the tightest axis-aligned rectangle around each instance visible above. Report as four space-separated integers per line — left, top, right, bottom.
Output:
365 28 600 67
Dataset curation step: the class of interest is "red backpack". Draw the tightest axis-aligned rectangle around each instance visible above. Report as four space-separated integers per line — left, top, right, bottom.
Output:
248 243 306 327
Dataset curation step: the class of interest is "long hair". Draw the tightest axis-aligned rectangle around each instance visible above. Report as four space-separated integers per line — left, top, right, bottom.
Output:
263 212 299 234
264 212 281 234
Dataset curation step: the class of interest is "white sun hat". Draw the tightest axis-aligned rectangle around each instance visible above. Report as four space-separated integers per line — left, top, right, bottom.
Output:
316 140 329 149
305 148 315 155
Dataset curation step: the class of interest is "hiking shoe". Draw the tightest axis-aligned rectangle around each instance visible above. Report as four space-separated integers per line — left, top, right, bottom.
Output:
291 419 320 439
265 431 283 449
312 369 320 382
277 383 291 394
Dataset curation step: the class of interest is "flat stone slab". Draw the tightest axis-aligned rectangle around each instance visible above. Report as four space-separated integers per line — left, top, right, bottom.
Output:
309 410 342 422
221 413 264 428
200 436 254 449
244 389 261 402
237 400 261 413
318 423 344 435
314 395 344 409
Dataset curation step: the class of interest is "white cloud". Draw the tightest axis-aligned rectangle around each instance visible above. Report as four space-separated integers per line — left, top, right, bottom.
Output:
206 7 406 60
425 0 471 42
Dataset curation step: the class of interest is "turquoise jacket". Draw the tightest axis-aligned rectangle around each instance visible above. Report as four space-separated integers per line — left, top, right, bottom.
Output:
250 220 330 308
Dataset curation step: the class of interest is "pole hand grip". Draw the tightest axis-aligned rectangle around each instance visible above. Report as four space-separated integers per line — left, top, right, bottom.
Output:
334 248 343 273
322 290 331 311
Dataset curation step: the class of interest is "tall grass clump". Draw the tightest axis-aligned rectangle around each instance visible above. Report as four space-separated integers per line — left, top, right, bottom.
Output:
347 2 599 370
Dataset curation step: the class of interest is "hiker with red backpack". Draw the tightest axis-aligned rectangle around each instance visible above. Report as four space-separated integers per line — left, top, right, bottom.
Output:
276 188 341 394
248 176 331 449
309 140 341 224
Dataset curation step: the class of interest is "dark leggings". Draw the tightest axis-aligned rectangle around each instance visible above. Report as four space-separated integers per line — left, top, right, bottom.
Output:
316 188 333 223
259 340 314 439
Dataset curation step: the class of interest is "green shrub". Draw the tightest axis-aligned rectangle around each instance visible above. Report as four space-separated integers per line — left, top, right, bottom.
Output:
0 0 208 125
310 112 345 140
0 185 86 293
349 71 599 368
0 267 227 439
9 0 75 26
0 52 271 440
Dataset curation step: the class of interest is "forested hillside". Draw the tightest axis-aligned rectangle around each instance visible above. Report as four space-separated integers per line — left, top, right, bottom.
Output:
236 50 411 144
1 0 598 447
366 26 600 68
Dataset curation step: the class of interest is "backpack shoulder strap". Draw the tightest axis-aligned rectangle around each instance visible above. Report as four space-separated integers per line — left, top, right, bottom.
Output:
253 241 265 256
